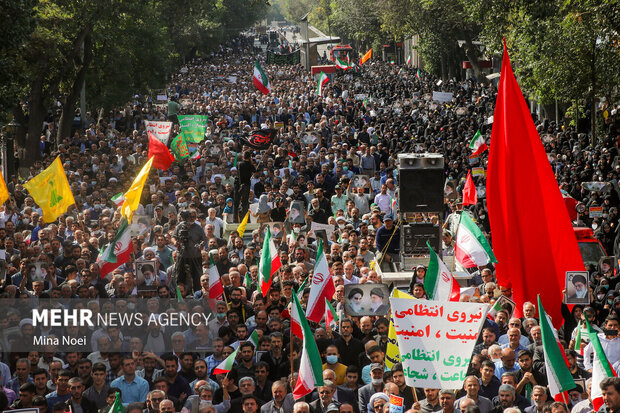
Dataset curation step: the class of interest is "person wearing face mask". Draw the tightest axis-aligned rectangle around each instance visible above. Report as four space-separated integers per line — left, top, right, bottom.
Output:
322 346 347 385
228 287 255 323
358 364 385 413
208 301 230 341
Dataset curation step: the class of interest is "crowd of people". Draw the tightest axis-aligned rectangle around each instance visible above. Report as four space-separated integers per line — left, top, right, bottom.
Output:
0 29 619 413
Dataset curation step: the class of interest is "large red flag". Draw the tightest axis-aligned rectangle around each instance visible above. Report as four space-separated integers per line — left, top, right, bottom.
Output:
462 170 477 206
486 41 585 326
148 132 175 170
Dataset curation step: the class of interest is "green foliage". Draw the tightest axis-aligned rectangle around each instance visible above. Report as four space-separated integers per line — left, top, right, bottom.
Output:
0 0 37 121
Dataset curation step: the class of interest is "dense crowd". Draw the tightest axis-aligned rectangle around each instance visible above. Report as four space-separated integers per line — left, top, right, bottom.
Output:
0 30 619 413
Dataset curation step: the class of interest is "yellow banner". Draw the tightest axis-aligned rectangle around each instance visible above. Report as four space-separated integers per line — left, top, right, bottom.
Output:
386 288 416 368
24 157 75 223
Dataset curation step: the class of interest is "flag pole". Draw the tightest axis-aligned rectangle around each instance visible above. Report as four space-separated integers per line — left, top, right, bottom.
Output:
451 212 462 272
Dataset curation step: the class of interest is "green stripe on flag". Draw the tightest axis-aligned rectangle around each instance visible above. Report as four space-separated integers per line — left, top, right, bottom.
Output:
538 296 575 392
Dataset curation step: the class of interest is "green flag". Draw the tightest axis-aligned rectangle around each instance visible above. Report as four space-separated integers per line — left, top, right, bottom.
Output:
176 285 183 303
170 133 190 160
178 115 208 143
111 392 125 413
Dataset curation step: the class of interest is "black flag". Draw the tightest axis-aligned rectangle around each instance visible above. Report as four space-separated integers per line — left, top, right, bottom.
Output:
238 129 277 150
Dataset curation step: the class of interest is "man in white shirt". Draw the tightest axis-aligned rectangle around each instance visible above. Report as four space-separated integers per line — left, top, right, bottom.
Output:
205 208 224 238
583 316 620 371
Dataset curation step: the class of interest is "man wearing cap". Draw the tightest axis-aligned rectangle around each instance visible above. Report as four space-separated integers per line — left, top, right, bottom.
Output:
358 364 384 413
331 186 348 216
375 215 400 268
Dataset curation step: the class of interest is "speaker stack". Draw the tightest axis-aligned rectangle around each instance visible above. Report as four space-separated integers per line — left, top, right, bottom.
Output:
397 153 445 268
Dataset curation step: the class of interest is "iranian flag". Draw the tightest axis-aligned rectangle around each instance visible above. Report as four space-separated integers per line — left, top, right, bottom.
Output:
317 71 329 96
97 219 133 278
258 227 281 297
574 321 584 355
305 239 335 323
325 298 338 329
336 57 350 70
291 288 303 339
111 193 125 207
424 242 460 301
244 272 253 289
586 317 618 410
538 296 575 401
292 291 324 399
248 329 259 348
253 61 270 95
296 276 308 300
469 130 488 158
209 257 224 300
416 69 421 78
487 300 503 320
213 347 238 375
407 56 411 65
455 212 497 268
191 151 201 161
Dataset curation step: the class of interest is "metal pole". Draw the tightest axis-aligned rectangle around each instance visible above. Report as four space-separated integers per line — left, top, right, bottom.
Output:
0 133 6 179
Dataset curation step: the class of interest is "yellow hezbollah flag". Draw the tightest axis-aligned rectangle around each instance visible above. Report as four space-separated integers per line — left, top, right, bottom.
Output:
385 288 416 369
237 211 250 238
0 171 9 207
24 157 75 223
121 156 154 221
360 48 372 65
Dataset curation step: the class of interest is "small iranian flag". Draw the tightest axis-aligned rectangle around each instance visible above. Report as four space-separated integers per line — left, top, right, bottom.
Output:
291 288 303 339
296 276 308 299
469 130 488 158
209 257 224 300
424 242 460 301
176 285 184 303
574 321 584 355
97 219 133 278
258 227 282 297
455 212 497 268
292 291 324 399
390 60 395 65
325 298 338 329
213 347 239 375
317 71 329 96
585 317 618 410
253 61 270 95
538 296 575 401
336 57 350 70
191 151 201 161
487 300 503 320
416 69 421 78
111 193 125 207
306 239 335 323
244 272 253 289
407 56 411 65
390 198 398 215
248 329 259 348
111 392 125 413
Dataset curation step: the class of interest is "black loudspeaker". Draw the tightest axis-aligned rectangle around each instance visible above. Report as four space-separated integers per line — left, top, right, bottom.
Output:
401 223 441 255
398 154 444 213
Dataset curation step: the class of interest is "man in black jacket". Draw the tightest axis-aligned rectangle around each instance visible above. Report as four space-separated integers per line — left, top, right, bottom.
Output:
67 377 98 413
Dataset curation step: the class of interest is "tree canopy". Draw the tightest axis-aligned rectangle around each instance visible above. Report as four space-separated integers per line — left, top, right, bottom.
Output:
2 0 269 168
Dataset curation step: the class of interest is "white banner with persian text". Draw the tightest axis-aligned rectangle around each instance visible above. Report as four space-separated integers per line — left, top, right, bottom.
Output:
389 297 488 389
144 121 173 143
